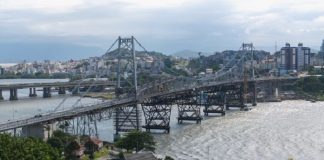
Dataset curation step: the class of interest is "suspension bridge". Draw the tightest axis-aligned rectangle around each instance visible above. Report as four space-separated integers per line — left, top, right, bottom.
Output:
0 37 298 139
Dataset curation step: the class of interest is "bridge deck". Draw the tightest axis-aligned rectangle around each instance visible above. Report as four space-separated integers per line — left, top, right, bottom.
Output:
0 81 115 90
0 77 297 131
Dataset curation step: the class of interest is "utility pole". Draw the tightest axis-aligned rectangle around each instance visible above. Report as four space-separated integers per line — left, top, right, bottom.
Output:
243 68 248 104
117 36 122 92
251 43 255 79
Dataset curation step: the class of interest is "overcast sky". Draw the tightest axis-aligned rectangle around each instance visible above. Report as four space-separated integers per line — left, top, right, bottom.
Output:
1 0 324 60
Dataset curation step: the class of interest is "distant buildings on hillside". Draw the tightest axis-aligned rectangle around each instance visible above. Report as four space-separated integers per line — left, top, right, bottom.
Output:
0 53 166 78
1 40 324 78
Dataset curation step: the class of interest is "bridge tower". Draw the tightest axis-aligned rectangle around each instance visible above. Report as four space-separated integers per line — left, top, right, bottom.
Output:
240 43 257 106
104 36 142 140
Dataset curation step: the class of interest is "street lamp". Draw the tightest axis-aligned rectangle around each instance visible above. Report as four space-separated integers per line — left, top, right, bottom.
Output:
12 109 17 120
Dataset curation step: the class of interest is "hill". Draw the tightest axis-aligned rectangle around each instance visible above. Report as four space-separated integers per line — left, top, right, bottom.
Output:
172 50 213 59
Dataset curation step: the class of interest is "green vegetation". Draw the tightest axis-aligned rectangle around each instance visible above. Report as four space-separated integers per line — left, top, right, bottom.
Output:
84 138 97 159
115 130 156 152
81 147 109 160
308 66 324 75
188 55 222 74
165 156 175 160
47 130 79 160
162 67 188 76
137 72 157 85
163 57 174 68
295 76 324 100
84 92 115 100
64 140 81 160
162 57 188 76
0 134 62 160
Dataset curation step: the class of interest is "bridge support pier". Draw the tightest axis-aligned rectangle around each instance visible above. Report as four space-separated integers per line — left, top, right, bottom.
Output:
0 89 3 100
142 104 171 133
29 88 37 97
225 85 246 110
72 87 80 95
43 87 51 98
113 104 141 141
204 105 225 116
22 124 53 140
204 93 225 116
177 104 202 124
252 82 257 106
9 88 18 101
58 87 66 95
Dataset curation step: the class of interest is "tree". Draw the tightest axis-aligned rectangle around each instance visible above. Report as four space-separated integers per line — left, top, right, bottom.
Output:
308 66 315 75
165 156 175 160
164 58 174 68
84 139 97 160
115 130 156 152
47 137 64 154
64 140 81 160
47 130 77 159
51 130 76 145
0 134 62 160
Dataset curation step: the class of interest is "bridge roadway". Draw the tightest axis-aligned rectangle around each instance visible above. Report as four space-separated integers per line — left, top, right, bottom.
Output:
0 77 298 132
0 80 115 90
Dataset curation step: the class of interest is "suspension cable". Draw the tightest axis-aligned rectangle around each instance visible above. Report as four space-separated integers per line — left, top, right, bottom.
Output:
53 38 119 112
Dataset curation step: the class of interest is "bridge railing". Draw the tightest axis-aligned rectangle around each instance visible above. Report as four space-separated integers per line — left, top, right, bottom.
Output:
137 76 299 99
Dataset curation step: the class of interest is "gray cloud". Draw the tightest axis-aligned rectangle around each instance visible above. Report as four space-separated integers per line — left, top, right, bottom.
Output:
0 0 324 60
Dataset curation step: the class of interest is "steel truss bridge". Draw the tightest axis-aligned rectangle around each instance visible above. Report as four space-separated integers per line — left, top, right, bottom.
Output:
0 80 115 101
0 38 298 139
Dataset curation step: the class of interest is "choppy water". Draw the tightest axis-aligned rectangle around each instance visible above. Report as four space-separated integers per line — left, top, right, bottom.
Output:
154 100 324 160
1 80 324 159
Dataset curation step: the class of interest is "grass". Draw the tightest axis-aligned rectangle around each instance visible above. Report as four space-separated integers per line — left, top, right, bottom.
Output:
81 147 109 160
317 95 324 101
84 92 115 100
94 147 109 159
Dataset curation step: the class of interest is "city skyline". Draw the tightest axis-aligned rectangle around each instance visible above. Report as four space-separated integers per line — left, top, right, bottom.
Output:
1 0 324 61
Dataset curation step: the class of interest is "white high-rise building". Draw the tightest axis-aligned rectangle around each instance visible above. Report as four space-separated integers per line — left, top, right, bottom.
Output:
279 43 310 74
296 43 310 71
